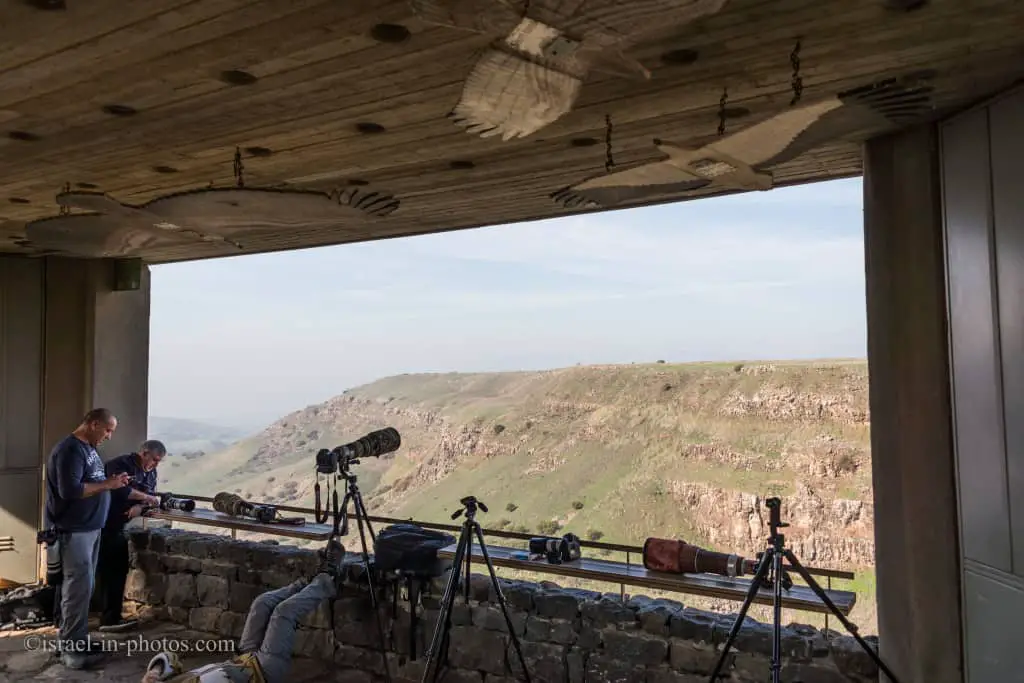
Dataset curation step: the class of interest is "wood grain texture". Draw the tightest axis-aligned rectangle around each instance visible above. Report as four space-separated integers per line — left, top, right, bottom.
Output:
1 0 1023 262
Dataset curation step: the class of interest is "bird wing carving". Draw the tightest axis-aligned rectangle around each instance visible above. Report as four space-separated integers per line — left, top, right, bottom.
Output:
413 0 730 139
552 73 939 208
22 186 401 258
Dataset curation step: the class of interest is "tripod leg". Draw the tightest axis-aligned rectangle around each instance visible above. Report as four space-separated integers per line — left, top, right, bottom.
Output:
707 549 774 683
782 550 902 683
421 525 469 683
771 549 784 683
352 491 378 545
354 514 393 683
339 489 353 538
472 524 531 683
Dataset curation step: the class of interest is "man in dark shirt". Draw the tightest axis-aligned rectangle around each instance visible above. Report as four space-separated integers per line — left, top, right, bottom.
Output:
44 408 131 670
95 440 164 632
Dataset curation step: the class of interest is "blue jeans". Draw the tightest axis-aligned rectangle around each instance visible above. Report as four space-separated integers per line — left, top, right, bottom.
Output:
239 573 336 683
58 529 102 652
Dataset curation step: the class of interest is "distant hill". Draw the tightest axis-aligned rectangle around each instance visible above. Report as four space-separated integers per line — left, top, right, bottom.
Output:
159 360 877 632
148 416 249 458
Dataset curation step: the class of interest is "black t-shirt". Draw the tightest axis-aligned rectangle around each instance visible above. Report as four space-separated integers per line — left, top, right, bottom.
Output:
104 453 158 531
44 435 110 533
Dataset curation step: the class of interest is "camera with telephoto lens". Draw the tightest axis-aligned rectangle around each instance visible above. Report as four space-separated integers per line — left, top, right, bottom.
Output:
159 493 195 512
315 427 401 474
529 533 582 565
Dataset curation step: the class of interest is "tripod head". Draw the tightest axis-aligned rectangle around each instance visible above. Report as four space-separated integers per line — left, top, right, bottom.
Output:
451 496 487 521
765 497 789 540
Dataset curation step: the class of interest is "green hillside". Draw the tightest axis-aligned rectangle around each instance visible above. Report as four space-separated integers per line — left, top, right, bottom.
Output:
161 360 877 632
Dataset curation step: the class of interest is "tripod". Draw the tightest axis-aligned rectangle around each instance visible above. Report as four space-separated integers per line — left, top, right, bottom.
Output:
708 497 901 683
330 458 393 683
420 496 531 683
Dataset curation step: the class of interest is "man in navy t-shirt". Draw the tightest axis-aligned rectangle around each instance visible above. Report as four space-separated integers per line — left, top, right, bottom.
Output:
95 440 164 631
44 408 130 670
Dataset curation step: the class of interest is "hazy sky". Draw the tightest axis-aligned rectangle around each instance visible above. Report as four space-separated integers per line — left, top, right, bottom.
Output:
148 177 867 425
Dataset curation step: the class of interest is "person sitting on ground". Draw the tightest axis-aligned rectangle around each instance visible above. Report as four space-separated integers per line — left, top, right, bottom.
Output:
140 537 346 683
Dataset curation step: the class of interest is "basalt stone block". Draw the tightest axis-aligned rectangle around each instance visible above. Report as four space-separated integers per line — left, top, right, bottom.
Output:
468 574 494 603
251 545 286 570
508 640 567 680
830 635 879 679
712 613 761 645
298 599 334 630
229 582 264 614
197 575 230 608
336 644 387 675
567 647 587 683
447 624 509 675
433 671 483 683
646 668 710 683
473 605 526 635
165 574 198 608
260 570 294 588
524 616 551 641
602 629 669 666
337 619 387 649
496 580 536 611
732 651 772 680
788 623 830 658
125 569 166 604
725 621 810 660
189 606 223 632
164 555 202 573
200 560 239 580
584 653 645 682
135 550 162 574
167 606 190 624
580 597 636 629
237 568 260 584
216 611 247 639
188 538 219 559
636 601 681 637
335 594 378 623
294 626 335 658
669 608 717 644
669 640 724 674
576 625 602 650
225 542 257 566
535 589 581 620
550 618 577 645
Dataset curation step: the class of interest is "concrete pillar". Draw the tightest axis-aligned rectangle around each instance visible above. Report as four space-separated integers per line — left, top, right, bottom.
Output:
862 125 964 683
0 256 150 584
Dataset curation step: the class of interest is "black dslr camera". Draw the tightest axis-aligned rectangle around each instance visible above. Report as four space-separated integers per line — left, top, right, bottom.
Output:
159 493 196 512
529 533 582 565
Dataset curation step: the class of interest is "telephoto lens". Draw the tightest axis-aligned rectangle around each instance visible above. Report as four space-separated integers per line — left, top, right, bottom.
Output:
160 494 196 512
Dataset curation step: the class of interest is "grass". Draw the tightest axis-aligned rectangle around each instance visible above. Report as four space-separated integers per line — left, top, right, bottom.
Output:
162 359 877 633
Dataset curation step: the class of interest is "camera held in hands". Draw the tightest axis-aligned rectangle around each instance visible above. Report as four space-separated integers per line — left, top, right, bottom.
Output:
315 427 401 474
529 533 582 565
159 493 195 512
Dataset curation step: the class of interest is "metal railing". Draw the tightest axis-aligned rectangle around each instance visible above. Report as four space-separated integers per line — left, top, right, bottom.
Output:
161 491 855 627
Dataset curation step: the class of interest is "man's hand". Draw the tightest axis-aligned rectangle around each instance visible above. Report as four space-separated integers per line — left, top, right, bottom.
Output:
126 504 145 520
106 472 131 490
143 494 160 507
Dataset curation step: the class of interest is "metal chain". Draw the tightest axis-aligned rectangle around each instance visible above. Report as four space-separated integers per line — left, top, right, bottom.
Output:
717 87 728 136
233 147 245 188
604 114 615 172
789 40 803 106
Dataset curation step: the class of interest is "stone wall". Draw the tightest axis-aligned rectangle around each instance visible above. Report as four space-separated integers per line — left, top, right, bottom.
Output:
125 528 879 682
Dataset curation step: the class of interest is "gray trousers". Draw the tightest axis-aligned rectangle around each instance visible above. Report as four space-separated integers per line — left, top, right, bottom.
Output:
239 573 336 683
58 529 102 650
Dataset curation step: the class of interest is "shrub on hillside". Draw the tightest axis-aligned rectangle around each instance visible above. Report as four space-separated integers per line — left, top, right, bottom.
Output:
494 518 511 529
493 424 505 435
587 529 604 541
571 501 584 510
537 520 561 535
506 503 518 512
267 476 276 483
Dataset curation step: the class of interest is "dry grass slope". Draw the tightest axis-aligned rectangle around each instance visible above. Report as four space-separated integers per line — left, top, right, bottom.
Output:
161 359 877 633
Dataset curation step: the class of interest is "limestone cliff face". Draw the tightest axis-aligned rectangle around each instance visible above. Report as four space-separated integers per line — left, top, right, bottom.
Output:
166 363 874 573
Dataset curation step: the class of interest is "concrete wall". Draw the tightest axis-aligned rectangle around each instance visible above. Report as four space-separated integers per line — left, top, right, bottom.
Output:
125 526 882 683
940 85 1024 683
0 256 151 584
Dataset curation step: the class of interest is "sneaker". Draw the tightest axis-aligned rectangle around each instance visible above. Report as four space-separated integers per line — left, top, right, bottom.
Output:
99 618 138 633
60 649 107 670
317 538 346 577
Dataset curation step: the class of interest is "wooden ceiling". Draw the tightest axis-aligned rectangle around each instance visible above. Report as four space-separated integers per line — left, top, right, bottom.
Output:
1 0 1022 264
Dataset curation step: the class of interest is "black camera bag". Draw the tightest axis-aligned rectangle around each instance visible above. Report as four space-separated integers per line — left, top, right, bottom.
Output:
373 523 456 659
373 523 455 576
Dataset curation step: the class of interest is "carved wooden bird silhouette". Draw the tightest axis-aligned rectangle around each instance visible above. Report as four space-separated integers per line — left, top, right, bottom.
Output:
23 186 400 258
410 0 730 140
551 74 938 209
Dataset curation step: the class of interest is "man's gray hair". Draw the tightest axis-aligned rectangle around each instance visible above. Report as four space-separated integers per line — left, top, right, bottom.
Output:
141 439 167 456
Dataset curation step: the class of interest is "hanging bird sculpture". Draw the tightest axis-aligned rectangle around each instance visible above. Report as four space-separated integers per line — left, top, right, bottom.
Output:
410 0 730 140
22 186 400 259
551 74 938 209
